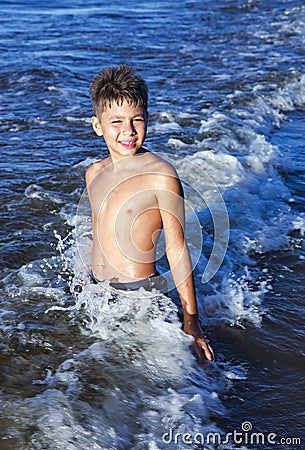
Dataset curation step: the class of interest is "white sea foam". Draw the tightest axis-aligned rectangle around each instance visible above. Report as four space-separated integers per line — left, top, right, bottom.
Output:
24 184 63 205
7 224 240 449
2 248 228 449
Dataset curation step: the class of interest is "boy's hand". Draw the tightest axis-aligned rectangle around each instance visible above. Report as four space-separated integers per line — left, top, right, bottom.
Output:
192 336 214 363
183 312 214 362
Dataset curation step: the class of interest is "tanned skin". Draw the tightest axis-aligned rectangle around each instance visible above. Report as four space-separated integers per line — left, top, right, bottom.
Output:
86 99 214 362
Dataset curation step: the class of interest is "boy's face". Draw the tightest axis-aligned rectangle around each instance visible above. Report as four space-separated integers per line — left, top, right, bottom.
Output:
91 100 148 161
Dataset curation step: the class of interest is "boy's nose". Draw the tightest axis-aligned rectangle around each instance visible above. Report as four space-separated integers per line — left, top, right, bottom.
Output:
123 122 136 134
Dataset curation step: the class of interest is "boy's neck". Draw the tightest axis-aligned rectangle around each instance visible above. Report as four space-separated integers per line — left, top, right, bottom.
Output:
110 147 148 167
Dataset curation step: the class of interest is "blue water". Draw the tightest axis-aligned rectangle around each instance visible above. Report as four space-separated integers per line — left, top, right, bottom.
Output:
1 0 305 448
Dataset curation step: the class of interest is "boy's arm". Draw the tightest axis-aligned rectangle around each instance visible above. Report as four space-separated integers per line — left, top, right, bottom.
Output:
174 272 214 363
85 159 109 229
157 169 214 362
85 163 100 230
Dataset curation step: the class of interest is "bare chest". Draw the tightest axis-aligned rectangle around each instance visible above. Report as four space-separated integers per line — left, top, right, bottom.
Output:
89 171 160 223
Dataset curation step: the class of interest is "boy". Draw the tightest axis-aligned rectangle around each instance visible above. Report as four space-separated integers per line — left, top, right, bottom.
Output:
86 64 214 362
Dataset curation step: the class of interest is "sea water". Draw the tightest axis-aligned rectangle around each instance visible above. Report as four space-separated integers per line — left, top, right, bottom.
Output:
1 0 305 448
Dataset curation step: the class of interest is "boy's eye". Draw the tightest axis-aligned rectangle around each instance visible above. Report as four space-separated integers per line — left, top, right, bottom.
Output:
112 120 122 124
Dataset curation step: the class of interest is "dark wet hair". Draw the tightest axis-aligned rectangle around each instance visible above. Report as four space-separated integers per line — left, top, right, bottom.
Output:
90 64 148 117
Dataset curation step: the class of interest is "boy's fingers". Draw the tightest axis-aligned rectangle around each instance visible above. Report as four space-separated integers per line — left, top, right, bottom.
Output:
191 341 205 364
193 338 214 362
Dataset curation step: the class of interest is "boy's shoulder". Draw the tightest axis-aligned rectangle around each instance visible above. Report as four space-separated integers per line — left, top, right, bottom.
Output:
144 151 182 192
85 157 111 185
145 151 178 176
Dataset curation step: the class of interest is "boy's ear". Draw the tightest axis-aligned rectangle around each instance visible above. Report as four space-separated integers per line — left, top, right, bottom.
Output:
91 116 103 136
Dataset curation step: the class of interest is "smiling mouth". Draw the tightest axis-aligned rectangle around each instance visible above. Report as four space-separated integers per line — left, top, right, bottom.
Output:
120 141 137 148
